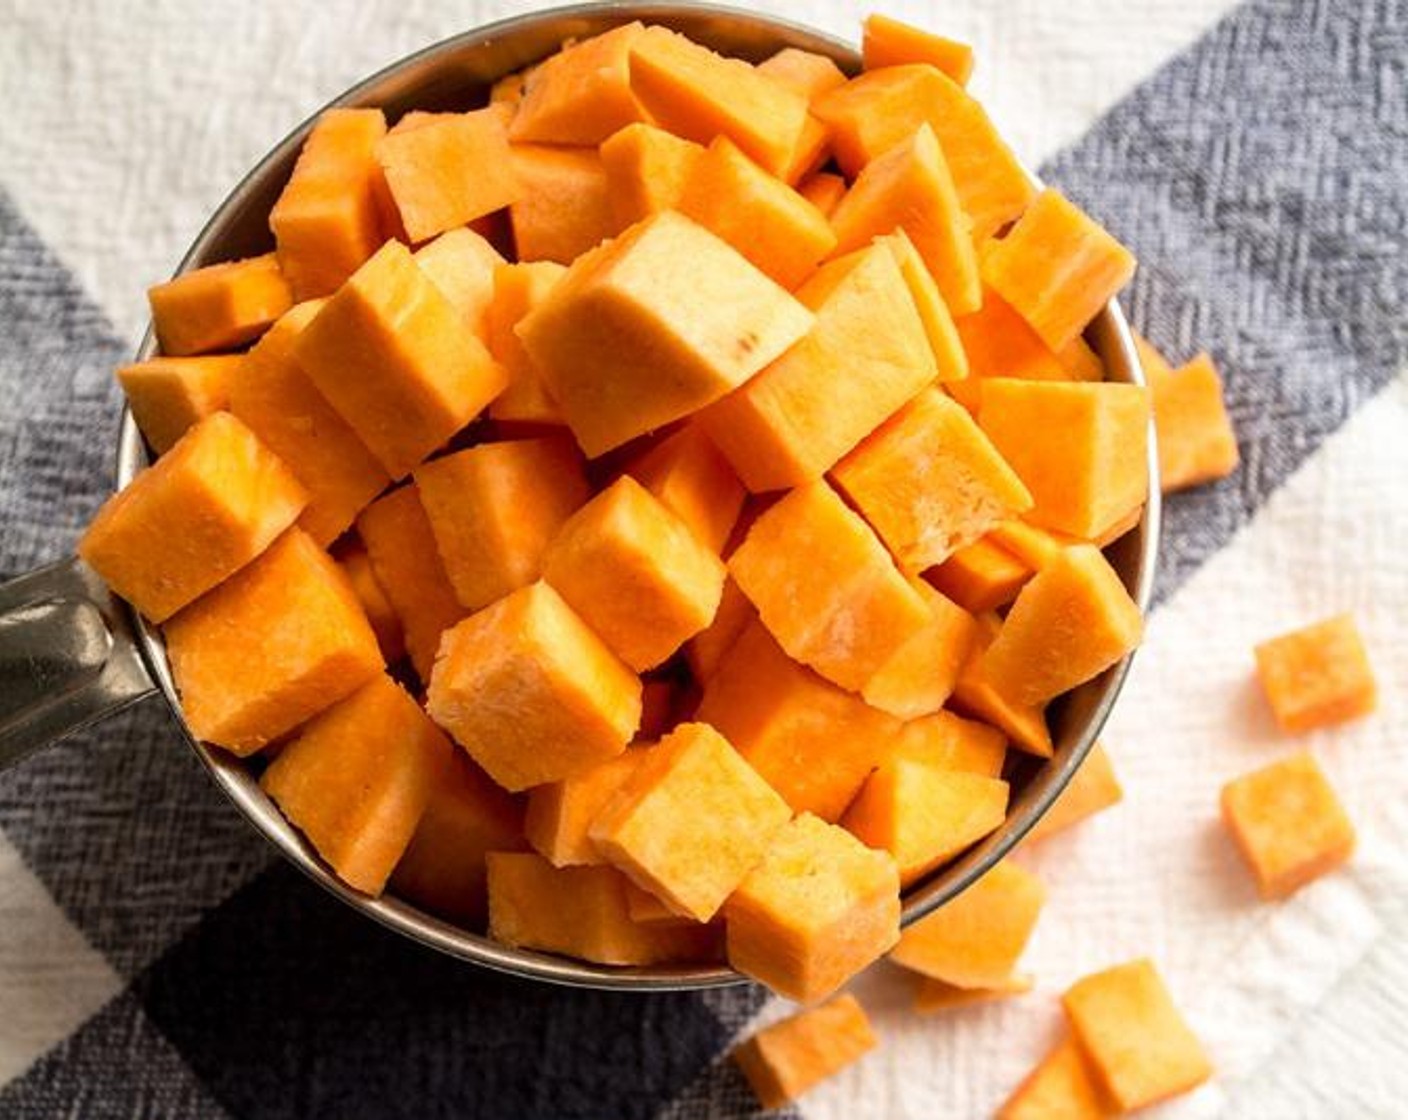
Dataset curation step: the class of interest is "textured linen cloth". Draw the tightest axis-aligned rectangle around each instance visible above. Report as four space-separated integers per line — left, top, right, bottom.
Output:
1 1 1405 1116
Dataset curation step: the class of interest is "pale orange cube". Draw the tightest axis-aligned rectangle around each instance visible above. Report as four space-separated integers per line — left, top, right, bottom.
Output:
79 412 307 622
1221 751 1355 900
925 536 1034 614
889 859 1044 987
882 230 969 382
841 760 1009 886
729 480 932 692
1062 959 1213 1112
883 709 1008 778
914 974 1034 1014
508 22 650 145
486 260 568 425
1026 743 1123 844
625 423 745 554
333 537 405 665
148 253 293 356
415 436 590 612
951 613 1053 758
509 144 620 264
598 122 704 226
862 15 974 85
755 48 848 99
1253 614 1377 733
164 529 383 753
1151 351 1240 492
413 227 505 340
524 747 648 868
684 576 757 683
590 723 792 921
798 171 848 218
294 240 508 480
426 581 641 791
117 355 241 454
860 581 978 720
998 1036 1117 1120
949 286 1092 412
261 674 451 895
542 475 727 672
725 812 901 1003
732 994 878 1110
518 210 813 458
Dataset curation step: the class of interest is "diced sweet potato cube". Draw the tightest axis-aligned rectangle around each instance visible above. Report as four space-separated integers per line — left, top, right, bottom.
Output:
524 747 648 868
375 108 518 242
118 356 241 455
685 577 757 683
79 412 307 622
590 723 791 921
542 476 726 672
884 710 1007 778
518 210 813 458
756 48 848 99
997 1035 1117 1120
831 123 980 315
704 242 936 492
627 26 809 179
269 108 390 301
486 260 567 425
986 519 1073 571
261 674 451 895
333 538 405 665
729 480 932 692
842 761 1009 886
228 300 390 546
486 852 718 965
599 122 703 226
509 144 620 264
980 188 1137 352
148 253 293 357
1253 614 1377 733
881 231 969 381
948 286 1088 412
295 240 508 480
979 545 1143 707
950 613 1053 758
833 388 1032 572
164 529 383 753
799 171 848 218
1221 751 1355 900
914 974 1034 1015
1062 959 1212 1111
1026 744 1123 844
427 581 641 791
1151 351 1240 492
889 859 1044 986
861 581 978 719
390 750 527 925
413 227 505 339
978 379 1150 540
862 15 974 85
508 22 649 145
926 536 1034 614
625 424 745 554
732 994 878 1110
415 436 590 612
725 813 901 1003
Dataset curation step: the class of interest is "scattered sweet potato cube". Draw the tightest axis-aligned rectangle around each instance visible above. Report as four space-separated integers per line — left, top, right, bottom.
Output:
755 47 848 99
925 536 1034 614
1143 341 1241 492
883 709 1008 778
524 747 649 868
485 260 567 425
590 723 792 921
413 227 505 340
950 613 1053 758
997 1035 1117 1120
1061 959 1213 1111
725 812 901 1003
508 22 650 145
261 674 451 895
625 423 745 554
798 171 848 217
862 15 974 84
914 974 1033 1015
79 412 307 622
881 230 969 381
1026 744 1123 844
684 577 757 683
164 529 383 753
1220 751 1356 900
860 580 978 719
1253 614 1377 733
148 253 293 356
732 994 878 1110
117 355 241 455
426 581 641 791
599 122 703 226
509 144 620 264
333 537 405 665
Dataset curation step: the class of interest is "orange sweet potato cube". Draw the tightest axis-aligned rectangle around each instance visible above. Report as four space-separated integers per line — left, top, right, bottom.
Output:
948 286 1091 412
831 123 980 315
1221 751 1355 900
860 581 978 719
415 436 590 612
1253 614 1377 733
627 26 809 179
355 485 466 682
677 136 837 289
926 536 1034 614
998 1035 1117 1120
518 210 813 458
684 576 757 683
799 171 848 218
889 859 1044 987
261 674 450 895
841 761 1009 886
294 240 508 480
729 480 932 692
486 260 567 425
981 188 1137 352
1151 351 1240 491
427 581 641 791
509 144 620 264
508 22 649 145
725 812 901 1003
756 48 848 99
542 476 727 672
524 747 648 868
1062 959 1213 1111
978 379 1150 540
390 751 527 925
599 122 703 226
979 545 1143 707
1026 743 1123 844
79 412 307 622
882 231 969 381
148 253 293 357
375 108 518 242
590 723 792 921
986 519 1073 571
228 300 390 546
333 537 405 665
413 227 505 340
486 853 718 966
951 613 1053 758
625 423 745 553
704 242 936 492
862 15 974 84
884 710 1008 778
117 355 241 454
164 529 383 753
732 994 878 1111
